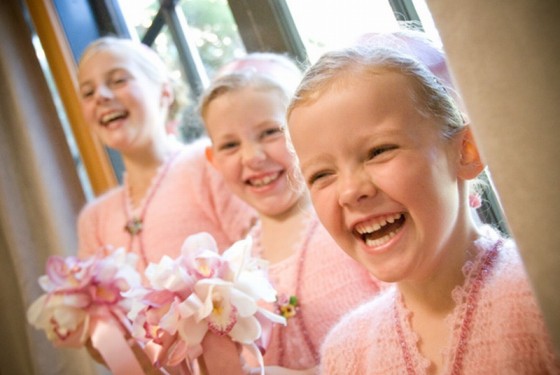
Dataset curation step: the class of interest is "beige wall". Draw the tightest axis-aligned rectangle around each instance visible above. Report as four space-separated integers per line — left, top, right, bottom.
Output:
427 0 560 356
0 0 99 373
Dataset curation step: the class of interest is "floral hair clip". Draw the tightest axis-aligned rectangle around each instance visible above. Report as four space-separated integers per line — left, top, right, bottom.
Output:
469 192 482 209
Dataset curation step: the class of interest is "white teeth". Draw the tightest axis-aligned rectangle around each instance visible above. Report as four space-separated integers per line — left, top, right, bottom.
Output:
365 230 397 247
101 111 126 125
355 213 402 235
249 172 280 187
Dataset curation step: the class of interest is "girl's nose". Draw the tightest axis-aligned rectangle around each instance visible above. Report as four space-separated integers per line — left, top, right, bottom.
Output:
94 84 113 103
338 168 377 206
242 143 266 168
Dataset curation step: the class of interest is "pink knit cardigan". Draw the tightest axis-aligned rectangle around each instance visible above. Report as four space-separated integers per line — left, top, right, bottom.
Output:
77 138 256 271
319 226 560 374
254 217 384 370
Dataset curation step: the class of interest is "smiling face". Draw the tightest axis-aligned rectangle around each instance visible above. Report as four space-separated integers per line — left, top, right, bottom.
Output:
288 71 473 282
78 47 171 153
205 86 304 218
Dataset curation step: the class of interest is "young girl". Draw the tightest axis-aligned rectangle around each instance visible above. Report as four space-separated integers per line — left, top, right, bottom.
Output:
76 36 255 374
286 41 560 373
76 37 255 270
199 53 384 373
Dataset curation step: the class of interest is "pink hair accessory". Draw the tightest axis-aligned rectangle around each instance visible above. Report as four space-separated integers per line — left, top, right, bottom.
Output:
469 193 482 209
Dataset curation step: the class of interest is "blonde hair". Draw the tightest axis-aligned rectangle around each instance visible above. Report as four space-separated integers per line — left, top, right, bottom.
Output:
199 52 302 122
78 36 187 123
288 43 464 139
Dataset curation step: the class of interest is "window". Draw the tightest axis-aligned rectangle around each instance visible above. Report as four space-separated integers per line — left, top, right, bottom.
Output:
286 0 400 63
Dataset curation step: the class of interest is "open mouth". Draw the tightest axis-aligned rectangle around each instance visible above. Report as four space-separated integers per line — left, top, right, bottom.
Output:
354 213 405 247
100 110 128 127
246 171 282 188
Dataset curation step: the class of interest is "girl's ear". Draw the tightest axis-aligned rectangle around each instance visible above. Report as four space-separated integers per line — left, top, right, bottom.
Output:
457 125 485 180
205 146 216 167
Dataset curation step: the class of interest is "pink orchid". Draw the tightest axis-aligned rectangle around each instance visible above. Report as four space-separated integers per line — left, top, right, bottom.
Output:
27 248 141 347
127 232 286 369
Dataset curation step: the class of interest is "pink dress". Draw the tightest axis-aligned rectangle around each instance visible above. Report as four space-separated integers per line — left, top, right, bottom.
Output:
320 226 560 374
249 216 384 370
77 138 256 272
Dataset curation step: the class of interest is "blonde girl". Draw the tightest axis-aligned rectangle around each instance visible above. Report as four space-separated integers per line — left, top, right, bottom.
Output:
287 39 559 374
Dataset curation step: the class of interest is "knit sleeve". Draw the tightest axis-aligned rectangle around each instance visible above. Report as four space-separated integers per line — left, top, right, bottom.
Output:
298 222 384 350
76 200 102 259
319 290 400 375
76 187 122 259
319 297 382 374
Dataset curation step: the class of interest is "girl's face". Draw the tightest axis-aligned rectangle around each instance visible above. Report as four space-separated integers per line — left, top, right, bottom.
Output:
288 72 469 283
78 49 170 153
205 86 304 218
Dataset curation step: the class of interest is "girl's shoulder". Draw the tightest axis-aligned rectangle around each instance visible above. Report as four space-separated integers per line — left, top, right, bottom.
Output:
329 287 396 337
476 225 530 290
321 287 397 365
475 225 546 321
171 138 211 170
78 185 124 219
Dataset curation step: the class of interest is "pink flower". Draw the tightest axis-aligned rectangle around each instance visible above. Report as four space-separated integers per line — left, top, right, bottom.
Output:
127 232 286 368
27 248 141 347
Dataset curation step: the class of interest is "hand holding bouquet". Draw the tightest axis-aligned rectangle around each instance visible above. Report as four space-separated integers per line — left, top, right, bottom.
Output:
126 232 286 374
26 248 152 374
27 233 285 375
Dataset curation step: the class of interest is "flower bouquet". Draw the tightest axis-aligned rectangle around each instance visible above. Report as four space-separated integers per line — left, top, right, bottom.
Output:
126 232 286 374
26 248 151 374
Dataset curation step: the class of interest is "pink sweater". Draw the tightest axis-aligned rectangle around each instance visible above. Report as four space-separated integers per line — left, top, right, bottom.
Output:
77 138 256 271
320 227 560 374
254 217 384 370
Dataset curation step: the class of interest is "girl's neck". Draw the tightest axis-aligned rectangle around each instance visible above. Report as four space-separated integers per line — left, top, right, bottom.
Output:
398 226 481 314
258 197 312 264
123 136 181 207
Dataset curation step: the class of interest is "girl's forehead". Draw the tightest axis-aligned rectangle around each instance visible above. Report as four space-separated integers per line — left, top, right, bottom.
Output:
81 48 132 69
79 50 141 80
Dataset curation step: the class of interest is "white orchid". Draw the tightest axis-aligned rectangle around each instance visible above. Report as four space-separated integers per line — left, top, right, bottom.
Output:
127 232 286 368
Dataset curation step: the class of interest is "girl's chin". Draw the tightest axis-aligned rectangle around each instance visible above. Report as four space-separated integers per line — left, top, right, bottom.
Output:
253 199 297 217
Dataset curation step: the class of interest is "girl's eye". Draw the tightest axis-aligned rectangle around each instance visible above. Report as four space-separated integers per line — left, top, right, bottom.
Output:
367 145 397 160
261 126 283 139
307 170 331 186
218 141 239 151
80 88 94 99
109 75 128 87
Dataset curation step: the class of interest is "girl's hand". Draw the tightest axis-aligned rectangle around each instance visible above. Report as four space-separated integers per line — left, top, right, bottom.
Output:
85 336 167 375
200 332 245 375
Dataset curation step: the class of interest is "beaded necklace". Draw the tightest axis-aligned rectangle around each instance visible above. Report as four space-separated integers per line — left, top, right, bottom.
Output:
250 217 320 365
394 239 502 375
122 150 181 268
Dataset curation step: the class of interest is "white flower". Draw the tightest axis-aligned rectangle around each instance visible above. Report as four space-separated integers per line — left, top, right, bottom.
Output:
127 232 286 366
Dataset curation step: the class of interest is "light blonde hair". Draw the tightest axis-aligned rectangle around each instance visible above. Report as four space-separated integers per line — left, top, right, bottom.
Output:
287 42 464 139
199 52 302 122
78 36 187 123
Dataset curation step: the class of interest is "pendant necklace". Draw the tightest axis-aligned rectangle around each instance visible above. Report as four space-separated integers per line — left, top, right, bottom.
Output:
394 239 502 375
123 150 180 267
